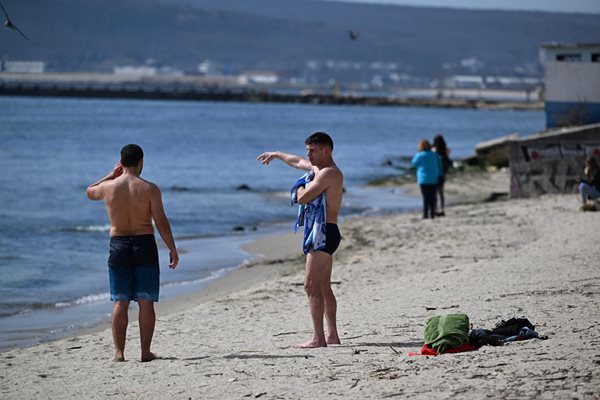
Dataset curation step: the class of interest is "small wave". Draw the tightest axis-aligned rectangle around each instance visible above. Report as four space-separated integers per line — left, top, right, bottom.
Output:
161 267 236 289
55 292 110 308
0 301 59 318
61 224 111 233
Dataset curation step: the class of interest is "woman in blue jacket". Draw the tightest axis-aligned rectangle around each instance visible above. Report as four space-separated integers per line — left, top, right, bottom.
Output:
412 139 442 219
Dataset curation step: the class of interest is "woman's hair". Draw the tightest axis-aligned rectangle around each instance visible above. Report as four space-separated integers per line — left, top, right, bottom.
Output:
586 156 599 171
418 139 431 151
433 134 448 156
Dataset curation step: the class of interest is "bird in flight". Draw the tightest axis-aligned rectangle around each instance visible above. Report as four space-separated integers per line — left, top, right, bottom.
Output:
348 30 359 41
0 1 29 40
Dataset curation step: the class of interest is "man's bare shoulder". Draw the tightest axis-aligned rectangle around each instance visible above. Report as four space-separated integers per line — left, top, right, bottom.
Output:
140 178 163 199
319 166 343 180
131 176 159 190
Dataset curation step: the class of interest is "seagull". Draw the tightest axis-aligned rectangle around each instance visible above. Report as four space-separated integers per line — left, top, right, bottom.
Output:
0 1 29 40
348 30 359 41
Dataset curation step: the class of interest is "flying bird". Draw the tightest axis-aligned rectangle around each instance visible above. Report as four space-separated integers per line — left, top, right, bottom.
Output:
348 30 359 41
0 1 29 40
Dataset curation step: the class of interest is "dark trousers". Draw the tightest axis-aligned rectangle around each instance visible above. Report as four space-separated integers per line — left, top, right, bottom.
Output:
437 176 445 211
420 184 437 219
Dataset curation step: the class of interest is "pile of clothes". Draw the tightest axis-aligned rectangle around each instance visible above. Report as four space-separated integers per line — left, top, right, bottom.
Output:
409 314 548 356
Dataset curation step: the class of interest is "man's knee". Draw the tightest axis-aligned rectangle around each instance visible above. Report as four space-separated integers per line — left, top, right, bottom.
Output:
304 278 320 296
321 285 335 300
138 300 155 311
113 301 129 312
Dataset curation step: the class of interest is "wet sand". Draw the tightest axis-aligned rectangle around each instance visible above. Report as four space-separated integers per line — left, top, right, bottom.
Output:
2 170 599 399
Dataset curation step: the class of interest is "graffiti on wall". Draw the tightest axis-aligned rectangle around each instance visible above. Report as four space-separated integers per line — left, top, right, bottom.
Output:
510 142 600 198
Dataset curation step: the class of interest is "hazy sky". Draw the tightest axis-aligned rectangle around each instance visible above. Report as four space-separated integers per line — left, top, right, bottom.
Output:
331 0 600 13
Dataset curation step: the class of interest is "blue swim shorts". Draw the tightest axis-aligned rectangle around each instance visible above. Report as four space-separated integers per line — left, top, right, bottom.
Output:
107 234 160 302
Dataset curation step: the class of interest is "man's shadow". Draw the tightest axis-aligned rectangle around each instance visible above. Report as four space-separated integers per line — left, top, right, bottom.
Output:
354 340 423 348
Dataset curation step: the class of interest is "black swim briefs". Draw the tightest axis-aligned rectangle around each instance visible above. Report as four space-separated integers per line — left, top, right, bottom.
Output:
322 223 341 255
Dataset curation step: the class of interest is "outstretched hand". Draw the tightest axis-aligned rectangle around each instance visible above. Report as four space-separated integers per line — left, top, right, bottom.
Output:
257 152 277 165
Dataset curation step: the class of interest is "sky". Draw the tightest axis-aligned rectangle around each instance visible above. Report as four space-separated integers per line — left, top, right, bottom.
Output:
332 0 600 13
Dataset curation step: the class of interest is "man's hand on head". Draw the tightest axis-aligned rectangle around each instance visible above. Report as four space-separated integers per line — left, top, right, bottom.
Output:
109 163 124 179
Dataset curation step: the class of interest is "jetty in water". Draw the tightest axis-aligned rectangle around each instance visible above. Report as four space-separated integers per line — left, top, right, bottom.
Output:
0 72 542 110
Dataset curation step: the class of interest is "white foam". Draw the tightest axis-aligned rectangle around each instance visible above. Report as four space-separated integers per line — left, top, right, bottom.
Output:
55 293 110 308
69 224 111 233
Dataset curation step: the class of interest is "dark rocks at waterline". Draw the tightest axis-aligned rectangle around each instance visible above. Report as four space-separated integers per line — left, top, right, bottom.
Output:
170 185 191 192
232 225 258 232
236 184 252 191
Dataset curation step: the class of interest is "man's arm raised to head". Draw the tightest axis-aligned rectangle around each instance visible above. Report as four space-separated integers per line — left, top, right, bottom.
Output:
86 163 123 201
296 167 340 205
257 151 313 172
149 184 179 269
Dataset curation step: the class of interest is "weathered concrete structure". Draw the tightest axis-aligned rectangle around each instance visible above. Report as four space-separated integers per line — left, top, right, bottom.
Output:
509 123 600 198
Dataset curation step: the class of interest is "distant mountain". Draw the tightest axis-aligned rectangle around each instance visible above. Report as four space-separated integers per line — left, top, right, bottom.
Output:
0 0 598 81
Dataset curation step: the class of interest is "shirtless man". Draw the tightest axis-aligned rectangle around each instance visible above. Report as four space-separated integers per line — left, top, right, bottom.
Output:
257 132 344 348
87 144 179 362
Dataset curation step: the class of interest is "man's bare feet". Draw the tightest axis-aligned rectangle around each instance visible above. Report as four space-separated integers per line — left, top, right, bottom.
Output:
295 339 327 348
141 352 157 362
326 336 341 345
112 353 125 362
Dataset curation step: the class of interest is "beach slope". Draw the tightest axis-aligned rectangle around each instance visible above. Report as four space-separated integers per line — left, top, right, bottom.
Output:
2 191 598 399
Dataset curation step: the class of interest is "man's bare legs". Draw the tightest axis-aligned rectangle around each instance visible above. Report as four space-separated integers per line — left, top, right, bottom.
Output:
138 300 156 362
322 256 340 345
111 300 156 362
112 301 129 361
296 251 338 348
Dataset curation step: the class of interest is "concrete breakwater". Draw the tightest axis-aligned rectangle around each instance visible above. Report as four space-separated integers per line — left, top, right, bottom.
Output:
0 74 542 110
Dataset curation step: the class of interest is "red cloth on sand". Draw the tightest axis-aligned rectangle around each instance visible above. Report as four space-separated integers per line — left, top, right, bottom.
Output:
408 343 477 356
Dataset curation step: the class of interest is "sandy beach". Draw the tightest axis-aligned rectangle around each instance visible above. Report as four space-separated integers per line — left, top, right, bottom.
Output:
2 169 599 399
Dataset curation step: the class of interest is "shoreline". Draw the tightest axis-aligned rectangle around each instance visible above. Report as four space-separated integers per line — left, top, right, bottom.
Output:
0 183 419 352
2 169 599 398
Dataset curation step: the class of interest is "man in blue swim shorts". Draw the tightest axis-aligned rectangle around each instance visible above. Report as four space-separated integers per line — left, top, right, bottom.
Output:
87 144 179 362
258 132 344 348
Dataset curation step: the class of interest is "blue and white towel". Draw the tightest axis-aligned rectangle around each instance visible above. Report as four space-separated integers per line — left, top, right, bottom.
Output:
290 171 327 255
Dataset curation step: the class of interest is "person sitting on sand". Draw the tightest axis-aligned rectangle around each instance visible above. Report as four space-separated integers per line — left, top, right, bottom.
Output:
576 156 600 211
257 132 343 348
412 139 442 219
87 144 179 362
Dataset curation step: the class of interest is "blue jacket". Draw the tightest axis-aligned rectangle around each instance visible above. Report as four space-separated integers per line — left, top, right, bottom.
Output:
412 150 442 185
291 171 327 255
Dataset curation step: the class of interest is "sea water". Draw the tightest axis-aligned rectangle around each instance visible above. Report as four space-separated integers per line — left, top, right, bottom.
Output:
0 96 544 349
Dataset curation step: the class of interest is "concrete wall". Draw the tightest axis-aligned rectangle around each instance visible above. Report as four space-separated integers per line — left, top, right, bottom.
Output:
509 123 600 198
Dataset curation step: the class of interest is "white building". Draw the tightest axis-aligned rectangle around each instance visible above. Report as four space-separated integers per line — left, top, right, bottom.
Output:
239 70 279 85
2 61 46 73
541 43 600 128
113 66 157 77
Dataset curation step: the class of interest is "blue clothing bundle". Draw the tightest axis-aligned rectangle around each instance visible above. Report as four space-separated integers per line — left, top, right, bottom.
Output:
412 150 442 185
291 171 327 255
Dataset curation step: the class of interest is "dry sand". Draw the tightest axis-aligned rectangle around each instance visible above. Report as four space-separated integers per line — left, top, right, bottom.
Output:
2 170 599 399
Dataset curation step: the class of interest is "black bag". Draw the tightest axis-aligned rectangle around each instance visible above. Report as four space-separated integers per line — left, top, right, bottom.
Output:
490 317 535 337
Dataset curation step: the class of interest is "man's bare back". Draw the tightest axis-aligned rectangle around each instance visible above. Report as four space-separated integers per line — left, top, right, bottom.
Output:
87 162 177 265
103 173 157 237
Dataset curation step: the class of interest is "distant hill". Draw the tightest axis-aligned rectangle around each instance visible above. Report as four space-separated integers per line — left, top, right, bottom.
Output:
0 0 598 81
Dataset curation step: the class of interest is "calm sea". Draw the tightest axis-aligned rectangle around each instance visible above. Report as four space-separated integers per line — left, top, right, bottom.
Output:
0 96 544 349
